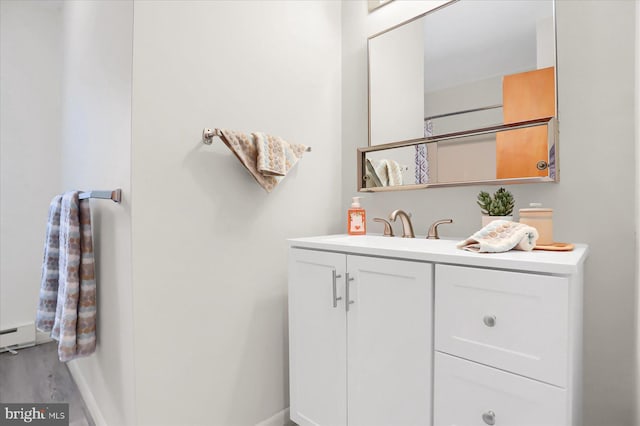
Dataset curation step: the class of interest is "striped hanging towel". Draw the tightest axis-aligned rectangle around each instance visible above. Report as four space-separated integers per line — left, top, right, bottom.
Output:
36 191 96 362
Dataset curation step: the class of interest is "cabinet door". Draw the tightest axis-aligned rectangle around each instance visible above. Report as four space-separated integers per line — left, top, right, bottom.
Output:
347 255 433 426
288 249 347 426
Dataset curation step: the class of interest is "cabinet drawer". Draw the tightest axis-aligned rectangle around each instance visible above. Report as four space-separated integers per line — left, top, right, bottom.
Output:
435 264 568 386
434 352 567 426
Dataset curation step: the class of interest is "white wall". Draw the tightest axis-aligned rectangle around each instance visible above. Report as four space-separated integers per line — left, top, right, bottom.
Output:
60 2 135 425
130 1 342 424
342 1 637 425
0 1 63 333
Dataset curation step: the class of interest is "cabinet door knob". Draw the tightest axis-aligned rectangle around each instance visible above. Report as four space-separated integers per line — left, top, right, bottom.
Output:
482 410 496 425
483 315 496 327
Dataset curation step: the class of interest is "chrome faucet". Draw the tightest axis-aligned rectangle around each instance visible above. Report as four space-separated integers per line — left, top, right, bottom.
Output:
389 209 415 238
427 219 453 239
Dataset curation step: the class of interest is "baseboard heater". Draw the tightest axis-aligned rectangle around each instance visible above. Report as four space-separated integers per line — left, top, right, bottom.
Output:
0 323 36 353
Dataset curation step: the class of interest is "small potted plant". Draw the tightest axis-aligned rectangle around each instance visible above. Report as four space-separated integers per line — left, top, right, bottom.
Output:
477 187 515 226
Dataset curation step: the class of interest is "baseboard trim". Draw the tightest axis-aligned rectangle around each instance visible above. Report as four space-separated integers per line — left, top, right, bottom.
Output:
36 330 53 345
67 362 108 426
255 408 291 426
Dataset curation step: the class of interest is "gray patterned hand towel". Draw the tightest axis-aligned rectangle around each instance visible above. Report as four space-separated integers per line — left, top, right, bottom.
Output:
36 191 96 362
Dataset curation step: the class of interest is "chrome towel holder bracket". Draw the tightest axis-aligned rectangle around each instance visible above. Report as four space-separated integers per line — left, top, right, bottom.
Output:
202 128 221 145
78 189 122 203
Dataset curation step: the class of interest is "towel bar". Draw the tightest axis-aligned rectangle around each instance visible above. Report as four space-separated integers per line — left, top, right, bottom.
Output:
202 128 311 151
79 189 122 203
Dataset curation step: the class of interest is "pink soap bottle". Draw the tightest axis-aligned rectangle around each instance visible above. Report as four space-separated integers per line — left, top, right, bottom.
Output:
347 197 366 235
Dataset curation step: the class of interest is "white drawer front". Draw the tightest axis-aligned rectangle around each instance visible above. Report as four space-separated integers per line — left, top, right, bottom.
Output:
435 264 568 386
434 352 567 426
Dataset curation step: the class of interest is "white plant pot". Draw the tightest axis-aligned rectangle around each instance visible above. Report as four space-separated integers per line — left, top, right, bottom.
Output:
482 215 513 227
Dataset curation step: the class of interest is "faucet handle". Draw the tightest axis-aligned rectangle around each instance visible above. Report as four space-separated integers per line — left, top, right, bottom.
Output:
427 219 453 239
373 218 394 237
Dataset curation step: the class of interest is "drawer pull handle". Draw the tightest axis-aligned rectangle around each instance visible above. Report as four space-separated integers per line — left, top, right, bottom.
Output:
332 270 343 308
483 315 497 327
482 410 496 425
345 273 355 312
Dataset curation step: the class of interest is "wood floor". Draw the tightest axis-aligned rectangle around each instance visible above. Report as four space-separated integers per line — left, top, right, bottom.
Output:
0 342 95 426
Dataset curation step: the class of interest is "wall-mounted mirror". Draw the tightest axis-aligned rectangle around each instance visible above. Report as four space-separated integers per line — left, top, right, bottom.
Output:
365 0 557 190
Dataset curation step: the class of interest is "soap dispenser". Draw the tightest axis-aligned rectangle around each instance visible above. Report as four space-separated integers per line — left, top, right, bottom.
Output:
347 197 366 235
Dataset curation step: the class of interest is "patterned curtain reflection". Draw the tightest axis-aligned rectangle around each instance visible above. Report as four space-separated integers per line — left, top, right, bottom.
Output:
415 120 432 184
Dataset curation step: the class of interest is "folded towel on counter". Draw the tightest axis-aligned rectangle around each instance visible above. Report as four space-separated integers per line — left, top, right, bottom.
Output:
457 220 539 253
217 129 308 192
36 191 96 362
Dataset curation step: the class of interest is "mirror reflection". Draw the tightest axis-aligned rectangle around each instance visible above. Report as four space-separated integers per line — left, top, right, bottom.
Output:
368 0 556 146
360 118 557 190
365 0 557 190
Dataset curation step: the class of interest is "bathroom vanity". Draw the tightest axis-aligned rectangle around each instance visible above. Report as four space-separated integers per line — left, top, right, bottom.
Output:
287 235 588 426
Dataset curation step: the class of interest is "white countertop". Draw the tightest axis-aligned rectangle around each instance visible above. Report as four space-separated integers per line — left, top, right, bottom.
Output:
288 234 589 275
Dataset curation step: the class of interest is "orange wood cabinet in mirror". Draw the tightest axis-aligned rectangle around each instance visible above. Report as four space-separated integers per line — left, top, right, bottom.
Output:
496 67 555 179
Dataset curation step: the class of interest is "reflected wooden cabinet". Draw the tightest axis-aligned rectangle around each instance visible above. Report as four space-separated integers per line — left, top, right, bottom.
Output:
496 67 556 179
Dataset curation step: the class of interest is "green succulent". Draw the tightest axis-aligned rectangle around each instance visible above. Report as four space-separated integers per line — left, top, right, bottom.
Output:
477 187 515 216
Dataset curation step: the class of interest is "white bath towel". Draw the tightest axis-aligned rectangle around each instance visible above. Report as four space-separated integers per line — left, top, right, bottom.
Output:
457 220 539 253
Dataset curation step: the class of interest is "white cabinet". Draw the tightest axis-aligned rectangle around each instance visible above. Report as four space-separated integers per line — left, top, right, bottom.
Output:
433 264 580 426
434 352 567 426
288 248 433 426
288 236 587 426
288 249 346 426
435 265 569 387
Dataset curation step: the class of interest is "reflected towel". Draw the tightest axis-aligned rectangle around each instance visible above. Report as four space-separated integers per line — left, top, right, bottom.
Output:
36 191 96 362
457 220 539 253
218 129 308 192
371 159 403 186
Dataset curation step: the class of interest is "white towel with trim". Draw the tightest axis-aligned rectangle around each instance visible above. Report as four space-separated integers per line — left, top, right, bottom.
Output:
457 220 539 253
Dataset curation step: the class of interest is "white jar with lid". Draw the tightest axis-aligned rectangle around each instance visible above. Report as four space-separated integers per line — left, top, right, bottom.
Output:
519 203 553 245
